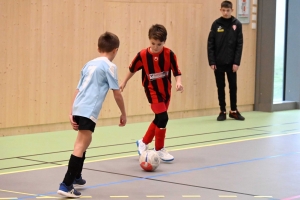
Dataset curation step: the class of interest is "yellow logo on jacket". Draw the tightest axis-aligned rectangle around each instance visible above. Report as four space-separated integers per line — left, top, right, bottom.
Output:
217 26 224 32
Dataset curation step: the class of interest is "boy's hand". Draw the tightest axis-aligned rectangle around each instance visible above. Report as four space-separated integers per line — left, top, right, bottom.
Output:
233 64 239 72
119 82 126 92
176 83 184 93
69 114 79 131
210 65 216 70
119 114 127 126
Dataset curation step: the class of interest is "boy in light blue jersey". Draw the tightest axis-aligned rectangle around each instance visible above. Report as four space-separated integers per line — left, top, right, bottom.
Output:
57 32 127 198
73 56 120 121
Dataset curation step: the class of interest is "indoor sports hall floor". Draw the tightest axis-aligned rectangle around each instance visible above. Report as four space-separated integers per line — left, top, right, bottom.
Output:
0 110 300 200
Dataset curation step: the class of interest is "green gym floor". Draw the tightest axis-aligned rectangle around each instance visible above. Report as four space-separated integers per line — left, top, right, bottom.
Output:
0 110 300 200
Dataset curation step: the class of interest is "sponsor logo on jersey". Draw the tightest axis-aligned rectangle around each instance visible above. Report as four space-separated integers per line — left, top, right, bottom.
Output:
149 71 169 81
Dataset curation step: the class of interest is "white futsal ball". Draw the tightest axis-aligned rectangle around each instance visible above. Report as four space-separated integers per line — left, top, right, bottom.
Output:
139 150 160 172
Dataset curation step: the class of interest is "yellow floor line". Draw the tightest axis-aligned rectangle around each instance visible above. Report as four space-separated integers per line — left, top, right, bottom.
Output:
146 195 165 198
0 131 299 176
219 195 237 198
0 189 37 196
36 196 92 199
0 198 18 200
182 195 201 198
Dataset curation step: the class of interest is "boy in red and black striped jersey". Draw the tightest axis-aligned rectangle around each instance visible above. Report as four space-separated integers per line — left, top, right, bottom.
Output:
120 24 183 162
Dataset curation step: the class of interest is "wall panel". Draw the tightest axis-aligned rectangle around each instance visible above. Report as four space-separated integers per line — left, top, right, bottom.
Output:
0 0 256 136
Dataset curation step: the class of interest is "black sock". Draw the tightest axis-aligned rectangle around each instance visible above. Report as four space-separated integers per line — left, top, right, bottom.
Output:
76 151 86 179
62 154 82 186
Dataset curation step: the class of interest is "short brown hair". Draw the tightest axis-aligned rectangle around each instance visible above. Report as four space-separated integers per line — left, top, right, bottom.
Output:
148 24 167 42
98 32 120 53
221 1 233 9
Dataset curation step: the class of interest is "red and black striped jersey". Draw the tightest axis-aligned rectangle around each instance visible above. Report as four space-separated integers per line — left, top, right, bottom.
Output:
129 47 182 104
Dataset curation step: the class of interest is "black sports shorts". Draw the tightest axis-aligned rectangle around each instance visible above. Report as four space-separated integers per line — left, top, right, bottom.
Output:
73 116 96 132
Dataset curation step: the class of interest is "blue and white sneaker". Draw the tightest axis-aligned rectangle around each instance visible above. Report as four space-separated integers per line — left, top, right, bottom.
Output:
136 139 148 155
73 176 86 187
57 183 81 198
155 148 174 162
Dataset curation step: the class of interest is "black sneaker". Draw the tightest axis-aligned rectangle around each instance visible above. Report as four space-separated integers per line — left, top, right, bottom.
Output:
73 176 86 187
217 112 226 121
229 110 245 121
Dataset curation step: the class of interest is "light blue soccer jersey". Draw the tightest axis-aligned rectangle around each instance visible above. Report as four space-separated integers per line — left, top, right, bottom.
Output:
72 57 119 123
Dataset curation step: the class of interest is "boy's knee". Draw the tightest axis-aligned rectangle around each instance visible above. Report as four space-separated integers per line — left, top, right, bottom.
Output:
154 112 168 128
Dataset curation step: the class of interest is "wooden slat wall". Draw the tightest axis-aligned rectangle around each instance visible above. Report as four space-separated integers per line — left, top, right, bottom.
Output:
0 0 256 136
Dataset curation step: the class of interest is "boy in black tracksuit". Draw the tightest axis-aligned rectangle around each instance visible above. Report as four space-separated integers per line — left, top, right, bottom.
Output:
207 0 245 121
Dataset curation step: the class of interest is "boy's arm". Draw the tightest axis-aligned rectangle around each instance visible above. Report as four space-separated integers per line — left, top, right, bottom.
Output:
169 51 183 92
170 51 182 76
113 89 127 126
120 52 142 91
175 75 183 93
234 22 243 66
207 23 216 68
69 89 79 130
119 71 135 92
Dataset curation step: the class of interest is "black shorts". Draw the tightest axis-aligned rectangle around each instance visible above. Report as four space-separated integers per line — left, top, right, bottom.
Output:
73 116 96 132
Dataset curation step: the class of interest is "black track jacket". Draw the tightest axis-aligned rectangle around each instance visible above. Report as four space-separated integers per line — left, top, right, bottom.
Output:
207 16 243 66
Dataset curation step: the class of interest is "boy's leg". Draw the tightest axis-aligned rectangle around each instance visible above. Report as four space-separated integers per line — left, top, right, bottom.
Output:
58 130 92 197
57 154 82 197
73 151 87 187
136 121 157 154
226 69 245 120
151 101 174 161
226 69 237 111
62 154 82 186
151 102 169 151
214 68 226 112
76 151 86 179
214 68 227 121
154 126 166 151
58 116 95 197
73 130 92 157
137 101 169 155
63 130 92 186
142 98 169 144
142 122 157 144
154 121 174 161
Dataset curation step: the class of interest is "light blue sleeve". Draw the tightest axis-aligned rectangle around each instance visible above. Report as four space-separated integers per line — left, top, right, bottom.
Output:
106 65 119 90
76 69 84 89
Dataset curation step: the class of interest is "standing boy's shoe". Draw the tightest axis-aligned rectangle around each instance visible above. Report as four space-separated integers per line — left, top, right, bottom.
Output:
217 111 226 121
136 139 148 155
73 176 86 187
57 183 81 198
155 148 174 162
229 110 245 121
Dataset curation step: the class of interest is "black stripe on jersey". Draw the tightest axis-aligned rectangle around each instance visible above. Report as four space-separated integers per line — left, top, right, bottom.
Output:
170 51 180 76
159 52 170 101
146 51 163 102
142 68 152 103
129 53 142 73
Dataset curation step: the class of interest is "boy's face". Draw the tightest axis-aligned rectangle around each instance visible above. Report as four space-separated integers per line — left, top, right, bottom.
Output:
220 7 233 18
149 38 165 53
